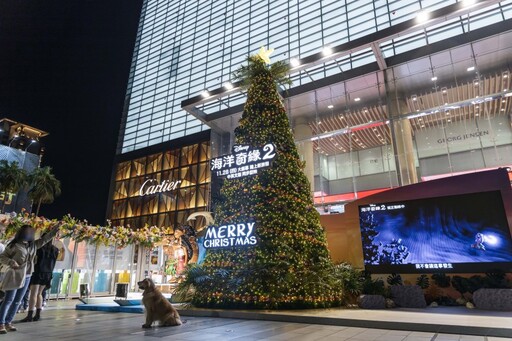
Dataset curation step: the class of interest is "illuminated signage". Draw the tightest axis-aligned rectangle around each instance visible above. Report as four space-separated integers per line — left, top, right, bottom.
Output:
210 143 277 179
139 179 182 196
203 222 257 248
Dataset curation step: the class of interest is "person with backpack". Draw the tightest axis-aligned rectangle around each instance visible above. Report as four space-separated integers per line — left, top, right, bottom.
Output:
0 223 60 334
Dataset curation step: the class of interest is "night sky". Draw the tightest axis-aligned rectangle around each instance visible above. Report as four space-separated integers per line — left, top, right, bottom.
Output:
0 1 143 224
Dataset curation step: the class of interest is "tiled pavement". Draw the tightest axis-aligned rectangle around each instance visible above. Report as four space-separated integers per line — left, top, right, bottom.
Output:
4 303 511 341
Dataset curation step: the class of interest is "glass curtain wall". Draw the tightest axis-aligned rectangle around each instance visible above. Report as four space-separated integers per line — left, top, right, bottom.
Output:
300 36 512 209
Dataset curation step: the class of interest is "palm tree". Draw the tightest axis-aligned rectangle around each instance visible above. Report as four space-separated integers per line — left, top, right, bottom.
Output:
0 160 28 213
28 166 61 216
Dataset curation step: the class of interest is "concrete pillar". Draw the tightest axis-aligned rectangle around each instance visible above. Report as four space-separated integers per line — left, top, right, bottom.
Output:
389 96 418 186
294 117 315 194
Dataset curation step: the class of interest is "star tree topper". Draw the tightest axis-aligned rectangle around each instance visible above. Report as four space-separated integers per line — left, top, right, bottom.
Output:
257 46 274 64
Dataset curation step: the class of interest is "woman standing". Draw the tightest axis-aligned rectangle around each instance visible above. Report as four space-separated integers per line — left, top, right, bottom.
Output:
20 235 59 322
0 223 60 334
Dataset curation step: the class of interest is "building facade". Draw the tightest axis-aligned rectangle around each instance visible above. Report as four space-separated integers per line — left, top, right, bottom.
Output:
110 0 512 225
0 118 47 213
107 0 512 285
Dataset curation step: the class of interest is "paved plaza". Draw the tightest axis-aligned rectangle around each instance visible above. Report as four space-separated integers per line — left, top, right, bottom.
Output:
2 302 510 341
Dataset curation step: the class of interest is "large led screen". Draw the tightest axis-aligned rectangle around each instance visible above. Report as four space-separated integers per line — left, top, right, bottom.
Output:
359 191 512 273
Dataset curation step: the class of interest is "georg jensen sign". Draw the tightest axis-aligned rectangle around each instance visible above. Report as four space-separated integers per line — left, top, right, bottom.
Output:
139 179 182 196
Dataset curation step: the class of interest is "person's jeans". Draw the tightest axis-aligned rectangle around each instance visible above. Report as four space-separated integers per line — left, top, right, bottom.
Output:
0 276 31 324
21 287 30 310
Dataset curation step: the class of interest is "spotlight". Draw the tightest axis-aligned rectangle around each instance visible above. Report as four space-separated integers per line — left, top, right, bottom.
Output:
462 0 477 7
290 58 300 67
223 82 233 90
354 97 361 102
431 76 438 81
327 105 334 109
467 66 475 72
416 11 429 22
322 46 333 56
201 90 210 98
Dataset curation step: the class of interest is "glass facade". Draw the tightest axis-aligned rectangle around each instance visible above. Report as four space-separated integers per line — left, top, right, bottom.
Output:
117 0 512 214
122 0 512 153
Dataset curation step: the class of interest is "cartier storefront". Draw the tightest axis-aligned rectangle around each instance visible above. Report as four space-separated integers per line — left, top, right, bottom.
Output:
108 134 211 232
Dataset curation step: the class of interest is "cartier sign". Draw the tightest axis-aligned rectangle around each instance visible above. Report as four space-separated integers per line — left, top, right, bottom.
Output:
139 179 182 196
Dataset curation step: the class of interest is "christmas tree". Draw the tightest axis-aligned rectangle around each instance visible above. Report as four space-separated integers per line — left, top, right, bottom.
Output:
187 48 342 309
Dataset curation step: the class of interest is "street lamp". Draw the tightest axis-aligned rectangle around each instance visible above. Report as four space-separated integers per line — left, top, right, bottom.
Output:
25 139 38 152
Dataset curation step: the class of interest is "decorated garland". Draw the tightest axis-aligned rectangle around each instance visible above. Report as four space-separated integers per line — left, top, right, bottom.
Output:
0 210 173 248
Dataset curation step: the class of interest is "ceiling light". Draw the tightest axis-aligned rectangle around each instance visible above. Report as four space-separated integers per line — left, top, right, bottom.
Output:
327 105 334 109
475 113 479 116
504 88 508 91
431 76 437 81
416 11 429 22
201 90 210 98
290 58 300 67
354 97 361 102
501 108 505 111
462 0 477 7
474 82 479 86
467 66 475 72
322 46 333 56
421 124 425 128
223 82 233 90
503 73 509 79
318 121 322 124
447 119 451 122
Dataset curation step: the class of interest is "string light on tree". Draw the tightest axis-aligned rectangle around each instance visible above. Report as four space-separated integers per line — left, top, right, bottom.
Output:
183 47 343 309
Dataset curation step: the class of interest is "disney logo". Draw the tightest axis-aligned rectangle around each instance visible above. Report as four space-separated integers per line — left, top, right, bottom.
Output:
233 145 250 152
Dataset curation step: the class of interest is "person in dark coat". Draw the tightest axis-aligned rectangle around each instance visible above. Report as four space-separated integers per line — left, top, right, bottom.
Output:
19 234 59 322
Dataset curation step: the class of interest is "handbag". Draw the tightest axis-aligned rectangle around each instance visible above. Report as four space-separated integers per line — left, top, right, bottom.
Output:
0 262 27 291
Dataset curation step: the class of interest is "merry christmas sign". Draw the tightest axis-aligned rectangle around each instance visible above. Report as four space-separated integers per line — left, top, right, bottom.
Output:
203 222 257 248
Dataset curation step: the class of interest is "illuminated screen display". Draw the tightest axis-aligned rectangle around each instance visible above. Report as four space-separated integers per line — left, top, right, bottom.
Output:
359 191 512 273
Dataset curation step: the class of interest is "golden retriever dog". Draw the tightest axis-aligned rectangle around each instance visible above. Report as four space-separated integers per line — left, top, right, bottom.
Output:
138 278 182 328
